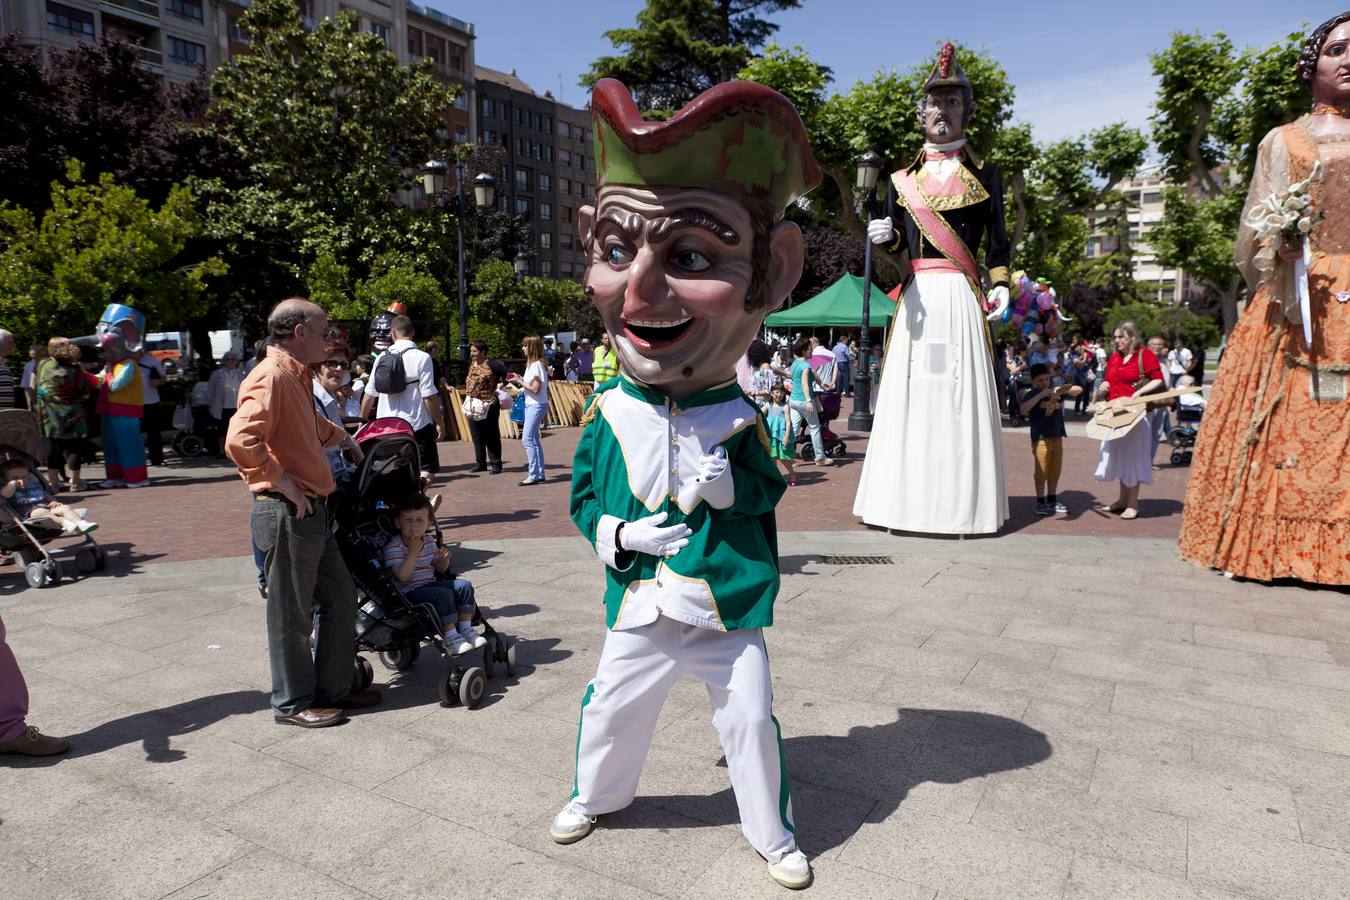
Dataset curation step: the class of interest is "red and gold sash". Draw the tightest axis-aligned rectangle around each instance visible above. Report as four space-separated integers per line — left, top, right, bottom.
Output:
892 169 988 310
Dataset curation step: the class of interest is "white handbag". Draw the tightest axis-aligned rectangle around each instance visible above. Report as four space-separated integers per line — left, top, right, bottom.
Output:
460 396 491 421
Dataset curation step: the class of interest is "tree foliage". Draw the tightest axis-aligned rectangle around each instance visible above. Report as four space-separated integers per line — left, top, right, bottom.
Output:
1148 29 1307 333
0 161 225 348
465 260 578 356
583 0 801 114
203 0 458 326
0 34 233 213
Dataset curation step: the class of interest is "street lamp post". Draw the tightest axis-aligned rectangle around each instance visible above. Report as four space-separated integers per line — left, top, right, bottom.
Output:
848 149 885 433
423 157 495 369
514 245 530 283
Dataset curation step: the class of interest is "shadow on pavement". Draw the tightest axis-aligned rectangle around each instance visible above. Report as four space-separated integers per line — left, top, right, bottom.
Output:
445 509 541 529
777 556 827 576
372 635 572 711
1 690 272 768
632 708 1051 857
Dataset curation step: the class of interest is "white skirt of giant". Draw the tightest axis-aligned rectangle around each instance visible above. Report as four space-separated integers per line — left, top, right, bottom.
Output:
853 271 1008 534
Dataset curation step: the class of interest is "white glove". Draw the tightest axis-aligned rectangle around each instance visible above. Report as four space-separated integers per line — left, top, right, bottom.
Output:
867 217 895 245
694 446 728 483
985 285 1010 322
618 511 692 559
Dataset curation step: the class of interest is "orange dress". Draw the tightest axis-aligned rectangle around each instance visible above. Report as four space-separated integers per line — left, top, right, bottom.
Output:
1179 117 1350 583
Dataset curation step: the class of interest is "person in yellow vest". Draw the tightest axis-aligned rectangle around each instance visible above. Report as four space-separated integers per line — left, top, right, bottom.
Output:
89 304 150 488
591 331 620 384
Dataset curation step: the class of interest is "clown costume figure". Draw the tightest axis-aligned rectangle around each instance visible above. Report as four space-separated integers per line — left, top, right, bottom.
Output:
88 304 150 489
549 78 820 890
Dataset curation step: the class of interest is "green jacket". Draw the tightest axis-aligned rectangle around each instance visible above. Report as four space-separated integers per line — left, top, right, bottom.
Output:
570 375 786 631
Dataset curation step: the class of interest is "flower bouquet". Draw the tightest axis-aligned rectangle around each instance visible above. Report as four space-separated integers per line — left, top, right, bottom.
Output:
1245 160 1324 344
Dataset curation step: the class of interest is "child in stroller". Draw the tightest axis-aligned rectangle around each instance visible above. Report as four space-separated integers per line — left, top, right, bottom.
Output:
335 417 515 709
2 458 97 535
1167 375 1206 466
383 494 488 656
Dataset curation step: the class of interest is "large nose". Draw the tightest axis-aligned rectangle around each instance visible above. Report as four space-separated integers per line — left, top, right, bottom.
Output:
623 244 669 313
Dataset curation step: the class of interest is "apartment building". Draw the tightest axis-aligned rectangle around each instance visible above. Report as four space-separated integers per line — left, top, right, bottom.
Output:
2 0 475 144
2 0 221 81
1085 168 1186 303
473 65 594 282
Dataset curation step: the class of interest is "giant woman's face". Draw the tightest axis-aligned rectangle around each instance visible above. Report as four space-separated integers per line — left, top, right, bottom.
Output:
1314 23 1350 106
580 186 789 397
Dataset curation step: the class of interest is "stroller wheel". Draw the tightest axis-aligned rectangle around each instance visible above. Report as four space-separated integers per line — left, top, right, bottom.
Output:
174 433 204 457
798 443 815 461
439 669 462 706
828 442 846 458
75 548 98 575
43 559 61 585
1170 450 1184 466
378 645 420 671
94 547 108 571
505 641 517 677
459 667 486 708
353 656 374 692
24 561 48 589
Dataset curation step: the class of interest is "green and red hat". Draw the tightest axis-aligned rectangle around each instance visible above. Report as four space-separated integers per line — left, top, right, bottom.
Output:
590 78 821 215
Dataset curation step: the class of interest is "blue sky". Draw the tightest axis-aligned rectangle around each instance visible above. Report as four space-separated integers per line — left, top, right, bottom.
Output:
453 0 1344 142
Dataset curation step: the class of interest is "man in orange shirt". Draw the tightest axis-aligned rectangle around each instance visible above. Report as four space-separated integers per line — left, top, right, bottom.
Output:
226 297 376 728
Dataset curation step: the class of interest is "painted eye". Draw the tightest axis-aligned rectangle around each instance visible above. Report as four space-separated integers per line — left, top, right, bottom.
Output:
670 249 711 272
605 244 633 265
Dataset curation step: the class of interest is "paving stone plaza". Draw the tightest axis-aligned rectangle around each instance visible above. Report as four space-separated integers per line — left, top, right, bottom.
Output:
3 429 1349 898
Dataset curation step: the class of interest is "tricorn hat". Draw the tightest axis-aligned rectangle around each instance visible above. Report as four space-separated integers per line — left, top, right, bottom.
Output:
923 42 972 94
590 78 821 215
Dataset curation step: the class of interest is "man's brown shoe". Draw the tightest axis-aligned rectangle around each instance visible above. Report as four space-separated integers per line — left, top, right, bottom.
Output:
334 689 382 709
274 708 346 728
0 725 71 756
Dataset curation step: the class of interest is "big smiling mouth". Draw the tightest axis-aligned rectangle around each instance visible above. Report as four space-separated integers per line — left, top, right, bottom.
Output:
623 316 698 350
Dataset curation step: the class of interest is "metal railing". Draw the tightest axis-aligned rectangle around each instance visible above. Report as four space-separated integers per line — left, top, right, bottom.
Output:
100 0 160 20
406 1 471 34
137 45 164 67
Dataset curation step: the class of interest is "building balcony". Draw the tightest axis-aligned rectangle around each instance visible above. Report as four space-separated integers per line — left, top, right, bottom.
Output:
137 44 164 68
406 0 472 34
100 0 161 27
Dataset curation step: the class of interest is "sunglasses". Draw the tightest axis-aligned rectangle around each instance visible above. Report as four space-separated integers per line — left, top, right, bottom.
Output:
321 359 350 370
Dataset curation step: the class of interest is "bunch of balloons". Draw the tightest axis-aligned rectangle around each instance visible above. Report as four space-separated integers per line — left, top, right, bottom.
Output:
1002 271 1071 340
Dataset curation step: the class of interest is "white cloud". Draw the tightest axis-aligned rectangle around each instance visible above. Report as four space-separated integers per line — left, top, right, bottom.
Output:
1014 57 1159 142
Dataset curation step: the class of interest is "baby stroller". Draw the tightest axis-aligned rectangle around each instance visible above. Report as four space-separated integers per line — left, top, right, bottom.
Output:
1168 404 1203 466
796 348 848 460
333 417 515 709
170 400 221 458
0 410 108 589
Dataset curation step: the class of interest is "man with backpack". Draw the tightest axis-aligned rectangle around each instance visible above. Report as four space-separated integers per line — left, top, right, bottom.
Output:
360 315 442 483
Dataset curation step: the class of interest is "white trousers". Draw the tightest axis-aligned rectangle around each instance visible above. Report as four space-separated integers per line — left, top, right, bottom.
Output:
569 616 797 862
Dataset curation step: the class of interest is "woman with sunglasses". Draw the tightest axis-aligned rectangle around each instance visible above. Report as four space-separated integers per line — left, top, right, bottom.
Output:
311 339 358 487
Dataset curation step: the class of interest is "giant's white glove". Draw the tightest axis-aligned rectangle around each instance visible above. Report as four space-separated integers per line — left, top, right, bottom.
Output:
867 217 895 245
985 285 1010 322
618 511 692 559
694 446 728 484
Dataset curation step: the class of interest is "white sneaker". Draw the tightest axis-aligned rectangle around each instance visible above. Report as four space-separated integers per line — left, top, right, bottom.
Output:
62 520 77 534
458 628 487 649
99 479 125 489
125 480 150 489
76 521 98 535
767 850 812 889
549 802 595 844
445 631 472 655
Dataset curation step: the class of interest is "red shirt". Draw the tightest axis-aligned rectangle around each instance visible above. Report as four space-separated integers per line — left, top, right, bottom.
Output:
1104 348 1163 401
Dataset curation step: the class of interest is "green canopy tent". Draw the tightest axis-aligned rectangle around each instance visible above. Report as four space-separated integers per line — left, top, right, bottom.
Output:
763 274 898 332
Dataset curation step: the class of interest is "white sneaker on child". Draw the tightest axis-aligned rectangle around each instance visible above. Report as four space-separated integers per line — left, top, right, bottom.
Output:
445 630 472 655
549 802 595 844
458 627 487 649
76 521 98 535
767 850 812 889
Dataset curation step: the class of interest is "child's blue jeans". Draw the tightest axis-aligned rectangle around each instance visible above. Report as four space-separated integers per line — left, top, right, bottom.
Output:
405 577 476 629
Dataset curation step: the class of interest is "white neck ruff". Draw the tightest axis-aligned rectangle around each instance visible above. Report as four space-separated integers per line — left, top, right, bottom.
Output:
923 138 967 153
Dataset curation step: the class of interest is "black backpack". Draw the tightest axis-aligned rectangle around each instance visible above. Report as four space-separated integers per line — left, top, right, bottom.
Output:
371 347 409 394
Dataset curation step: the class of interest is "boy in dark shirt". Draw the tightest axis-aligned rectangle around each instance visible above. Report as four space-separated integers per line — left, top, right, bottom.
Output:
1019 363 1081 516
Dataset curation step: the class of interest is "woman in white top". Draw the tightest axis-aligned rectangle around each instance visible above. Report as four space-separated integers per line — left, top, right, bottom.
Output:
206 351 244 428
513 335 550 485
